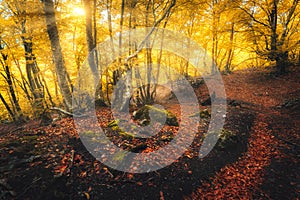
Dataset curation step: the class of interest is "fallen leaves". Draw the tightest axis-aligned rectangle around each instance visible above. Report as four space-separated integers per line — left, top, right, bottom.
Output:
0 67 299 199
190 113 276 199
136 181 143 186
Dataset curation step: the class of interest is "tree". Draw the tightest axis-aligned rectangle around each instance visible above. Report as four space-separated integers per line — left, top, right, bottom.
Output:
42 0 73 110
0 40 23 121
83 0 98 79
239 0 300 74
117 0 176 110
4 0 46 116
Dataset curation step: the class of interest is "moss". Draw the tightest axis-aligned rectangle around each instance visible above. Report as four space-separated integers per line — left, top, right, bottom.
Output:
90 136 110 144
108 119 120 127
111 126 119 131
81 131 113 144
204 129 237 150
107 120 135 139
112 150 129 162
131 125 138 130
119 131 135 139
23 135 39 141
133 105 178 126
189 109 211 118
82 130 95 135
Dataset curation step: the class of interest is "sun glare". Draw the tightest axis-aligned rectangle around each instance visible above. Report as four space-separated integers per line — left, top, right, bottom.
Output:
73 7 85 16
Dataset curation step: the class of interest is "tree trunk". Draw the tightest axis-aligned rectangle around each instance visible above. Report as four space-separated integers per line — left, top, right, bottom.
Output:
13 54 32 103
41 74 55 107
83 0 98 80
153 18 169 100
225 22 235 73
21 36 45 115
114 0 176 110
273 0 298 74
106 0 116 57
0 43 23 120
270 0 278 59
211 0 217 74
112 0 126 110
276 51 288 74
2 58 22 113
42 0 73 111
0 93 15 121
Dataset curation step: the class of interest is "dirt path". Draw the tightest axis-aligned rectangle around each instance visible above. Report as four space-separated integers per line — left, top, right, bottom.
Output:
0 67 299 199
190 68 300 199
189 113 277 199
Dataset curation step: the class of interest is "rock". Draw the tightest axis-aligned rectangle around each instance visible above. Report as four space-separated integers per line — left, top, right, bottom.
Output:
138 119 150 126
95 98 108 107
107 119 135 139
130 143 148 153
153 85 174 104
204 129 238 150
131 85 174 106
188 109 211 118
133 105 178 126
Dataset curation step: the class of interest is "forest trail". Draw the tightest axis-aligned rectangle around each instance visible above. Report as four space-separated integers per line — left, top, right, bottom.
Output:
0 67 299 199
190 67 300 199
190 113 273 199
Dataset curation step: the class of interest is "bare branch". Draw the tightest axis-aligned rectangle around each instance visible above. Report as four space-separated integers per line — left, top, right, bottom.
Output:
279 0 299 45
125 0 176 63
50 107 86 118
239 6 270 28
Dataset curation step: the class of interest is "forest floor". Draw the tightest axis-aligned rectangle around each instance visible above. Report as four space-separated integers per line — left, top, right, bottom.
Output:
0 66 299 200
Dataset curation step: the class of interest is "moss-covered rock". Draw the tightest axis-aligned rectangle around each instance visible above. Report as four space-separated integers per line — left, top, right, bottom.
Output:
204 129 238 150
133 105 178 126
189 109 211 118
119 131 135 139
108 119 120 127
107 119 135 139
112 150 129 162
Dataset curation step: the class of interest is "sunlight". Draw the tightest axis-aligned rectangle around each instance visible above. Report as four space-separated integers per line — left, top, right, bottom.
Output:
73 7 85 16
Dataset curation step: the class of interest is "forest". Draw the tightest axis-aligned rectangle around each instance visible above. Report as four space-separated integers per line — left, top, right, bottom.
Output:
0 0 299 199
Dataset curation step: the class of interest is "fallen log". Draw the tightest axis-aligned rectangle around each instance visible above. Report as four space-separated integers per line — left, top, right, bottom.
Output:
49 107 87 118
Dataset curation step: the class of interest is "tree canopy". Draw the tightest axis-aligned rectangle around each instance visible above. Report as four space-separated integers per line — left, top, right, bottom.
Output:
0 0 299 120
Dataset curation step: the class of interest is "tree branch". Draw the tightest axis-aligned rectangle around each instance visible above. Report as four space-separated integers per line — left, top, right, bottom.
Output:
279 0 299 46
49 107 86 118
125 0 176 63
239 6 270 28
